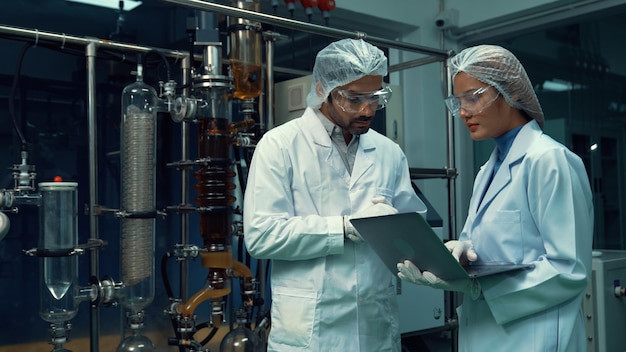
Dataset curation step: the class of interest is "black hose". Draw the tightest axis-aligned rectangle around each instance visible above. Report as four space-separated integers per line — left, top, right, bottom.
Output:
238 239 244 267
161 251 185 352
246 247 251 268
194 321 219 346
145 49 171 82
9 42 32 149
161 252 175 299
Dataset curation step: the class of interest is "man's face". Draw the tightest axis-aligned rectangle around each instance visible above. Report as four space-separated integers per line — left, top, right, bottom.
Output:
321 75 384 141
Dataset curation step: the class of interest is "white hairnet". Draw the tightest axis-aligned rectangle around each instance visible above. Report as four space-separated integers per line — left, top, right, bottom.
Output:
448 45 544 128
306 38 388 109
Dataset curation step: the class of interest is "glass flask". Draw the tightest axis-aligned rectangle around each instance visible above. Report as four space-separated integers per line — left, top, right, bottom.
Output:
220 324 261 352
117 331 155 352
229 0 263 100
38 182 79 325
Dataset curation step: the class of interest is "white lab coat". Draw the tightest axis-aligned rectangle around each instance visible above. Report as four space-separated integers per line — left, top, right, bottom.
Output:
456 120 593 352
243 107 426 352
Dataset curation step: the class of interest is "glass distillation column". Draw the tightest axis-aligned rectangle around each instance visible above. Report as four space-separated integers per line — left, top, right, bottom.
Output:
38 181 79 352
176 43 235 332
166 43 257 350
117 61 157 352
229 0 263 104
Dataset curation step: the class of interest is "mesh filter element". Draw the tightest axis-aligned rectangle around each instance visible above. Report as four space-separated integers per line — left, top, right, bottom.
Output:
120 112 155 285
121 218 152 285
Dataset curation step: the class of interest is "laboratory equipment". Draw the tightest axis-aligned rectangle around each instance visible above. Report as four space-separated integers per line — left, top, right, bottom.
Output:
190 41 237 329
317 0 336 24
300 0 318 22
0 149 40 236
583 249 626 352
118 60 158 352
38 181 79 352
164 40 258 350
0 211 9 241
228 0 263 101
219 310 261 352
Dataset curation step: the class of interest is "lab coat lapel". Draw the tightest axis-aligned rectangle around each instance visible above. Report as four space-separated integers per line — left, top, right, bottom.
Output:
477 156 513 213
471 151 498 214
475 121 537 215
350 133 375 188
303 108 332 149
301 108 350 180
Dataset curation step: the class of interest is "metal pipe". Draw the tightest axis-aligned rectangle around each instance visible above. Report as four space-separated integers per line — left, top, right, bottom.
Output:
0 24 313 78
180 55 191 301
0 24 187 60
157 0 449 58
265 33 276 130
389 56 446 73
86 40 100 352
443 47 459 352
256 31 283 313
271 65 311 77
444 64 455 240
436 0 459 346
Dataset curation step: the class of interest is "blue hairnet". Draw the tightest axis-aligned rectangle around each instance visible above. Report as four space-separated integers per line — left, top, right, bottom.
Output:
448 45 544 128
306 38 388 109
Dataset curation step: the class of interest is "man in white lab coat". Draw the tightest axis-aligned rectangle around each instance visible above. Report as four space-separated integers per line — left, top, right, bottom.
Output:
398 45 593 351
243 39 427 352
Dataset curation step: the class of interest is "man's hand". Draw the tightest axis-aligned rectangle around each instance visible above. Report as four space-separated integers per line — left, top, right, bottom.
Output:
344 197 398 242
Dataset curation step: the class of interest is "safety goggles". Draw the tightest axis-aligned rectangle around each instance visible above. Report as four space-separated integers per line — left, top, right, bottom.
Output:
332 86 392 113
444 86 500 118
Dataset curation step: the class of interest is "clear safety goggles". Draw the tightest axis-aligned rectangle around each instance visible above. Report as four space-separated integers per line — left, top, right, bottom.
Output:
444 86 500 118
332 86 392 113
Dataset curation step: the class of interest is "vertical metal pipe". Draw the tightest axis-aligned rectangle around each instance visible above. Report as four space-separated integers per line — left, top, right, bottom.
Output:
445 63 458 352
445 64 455 239
441 24 458 351
265 34 275 130
256 33 277 311
86 40 100 352
437 1 457 348
180 54 191 301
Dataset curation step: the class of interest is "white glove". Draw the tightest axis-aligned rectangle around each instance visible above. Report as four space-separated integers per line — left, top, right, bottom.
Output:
397 260 481 299
444 240 478 264
344 197 398 242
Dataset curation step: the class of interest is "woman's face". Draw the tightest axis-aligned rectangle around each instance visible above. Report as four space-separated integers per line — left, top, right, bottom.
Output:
452 72 523 141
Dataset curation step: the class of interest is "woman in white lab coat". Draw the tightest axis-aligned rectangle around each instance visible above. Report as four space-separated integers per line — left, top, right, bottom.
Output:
398 45 593 351
244 39 427 352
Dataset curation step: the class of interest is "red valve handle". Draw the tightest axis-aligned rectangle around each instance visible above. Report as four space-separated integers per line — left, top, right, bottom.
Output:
318 0 336 11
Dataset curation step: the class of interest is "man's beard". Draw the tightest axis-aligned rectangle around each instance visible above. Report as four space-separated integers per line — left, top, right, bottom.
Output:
326 103 372 136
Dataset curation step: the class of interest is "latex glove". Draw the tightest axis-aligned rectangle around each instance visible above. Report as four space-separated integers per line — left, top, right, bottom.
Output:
344 197 398 242
397 260 481 299
444 240 478 265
